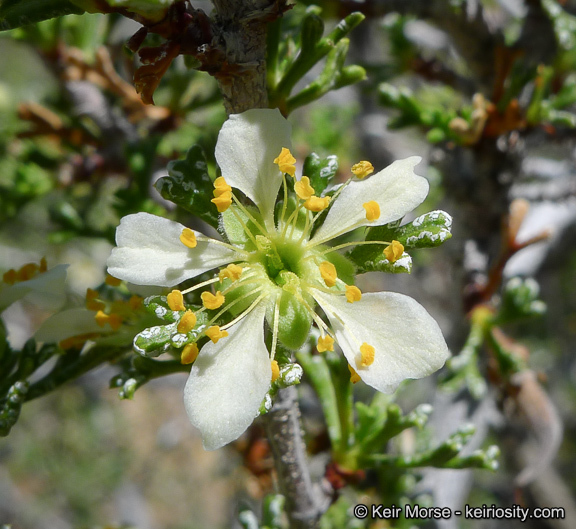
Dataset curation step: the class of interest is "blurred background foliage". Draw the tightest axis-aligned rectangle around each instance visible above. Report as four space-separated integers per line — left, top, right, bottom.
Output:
1 0 576 528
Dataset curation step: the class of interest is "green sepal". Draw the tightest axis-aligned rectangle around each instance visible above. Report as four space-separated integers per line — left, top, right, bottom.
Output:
0 0 83 31
302 152 339 195
154 145 219 229
220 204 264 251
277 288 312 350
262 494 286 529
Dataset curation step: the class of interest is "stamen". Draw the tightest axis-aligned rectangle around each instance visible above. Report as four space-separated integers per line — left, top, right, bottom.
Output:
205 325 228 343
348 364 361 384
359 343 375 367
2 269 17 285
274 147 296 177
345 285 362 303
167 290 186 311
220 292 266 331
303 196 330 212
129 295 144 310
295 176 315 200
271 360 280 382
105 274 122 287
218 263 243 282
180 228 198 248
211 191 232 213
319 261 337 288
213 176 232 196
312 239 394 257
201 291 225 310
384 240 404 263
177 310 197 333
231 194 267 235
270 296 280 361
317 335 334 353
94 310 123 330
182 276 221 295
351 160 374 179
86 288 105 311
181 343 199 364
363 201 380 221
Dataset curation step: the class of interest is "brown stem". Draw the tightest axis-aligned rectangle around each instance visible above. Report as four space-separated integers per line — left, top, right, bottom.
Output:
263 387 331 529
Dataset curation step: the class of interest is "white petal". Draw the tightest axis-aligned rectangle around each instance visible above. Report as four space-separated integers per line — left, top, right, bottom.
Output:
0 264 68 312
107 213 239 287
311 157 428 244
35 308 103 343
312 289 450 393
215 108 292 223
184 303 271 450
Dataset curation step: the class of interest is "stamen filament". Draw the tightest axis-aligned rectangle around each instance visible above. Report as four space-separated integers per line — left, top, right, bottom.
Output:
229 204 259 247
220 293 267 331
231 194 267 235
204 286 264 328
270 295 281 361
314 239 393 257
181 276 221 295
196 237 251 258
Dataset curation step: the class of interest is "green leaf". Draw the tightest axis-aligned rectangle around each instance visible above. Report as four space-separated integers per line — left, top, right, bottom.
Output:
154 145 219 228
0 0 83 31
348 210 452 273
303 152 339 195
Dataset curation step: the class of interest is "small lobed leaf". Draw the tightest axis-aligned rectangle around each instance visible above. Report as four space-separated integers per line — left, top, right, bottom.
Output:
0 0 83 31
154 145 219 228
302 152 339 195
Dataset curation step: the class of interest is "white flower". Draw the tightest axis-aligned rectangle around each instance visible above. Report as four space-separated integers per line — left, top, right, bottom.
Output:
107 108 450 450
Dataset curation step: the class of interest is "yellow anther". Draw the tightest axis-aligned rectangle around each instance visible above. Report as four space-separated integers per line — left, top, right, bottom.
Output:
177 310 197 333
345 285 362 303
271 360 280 382
360 343 375 367
108 313 123 331
180 228 198 249
383 240 404 263
86 288 105 311
128 295 143 310
167 290 186 311
205 325 228 344
351 160 374 179
211 191 232 213
94 311 122 330
317 335 334 353
213 176 232 197
59 333 99 350
105 274 122 287
303 195 330 212
218 263 243 282
363 201 380 221
274 147 296 177
181 343 199 364
17 263 38 282
201 291 225 310
348 364 361 384
319 261 337 288
2 269 17 285
294 176 315 200
95 310 109 327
